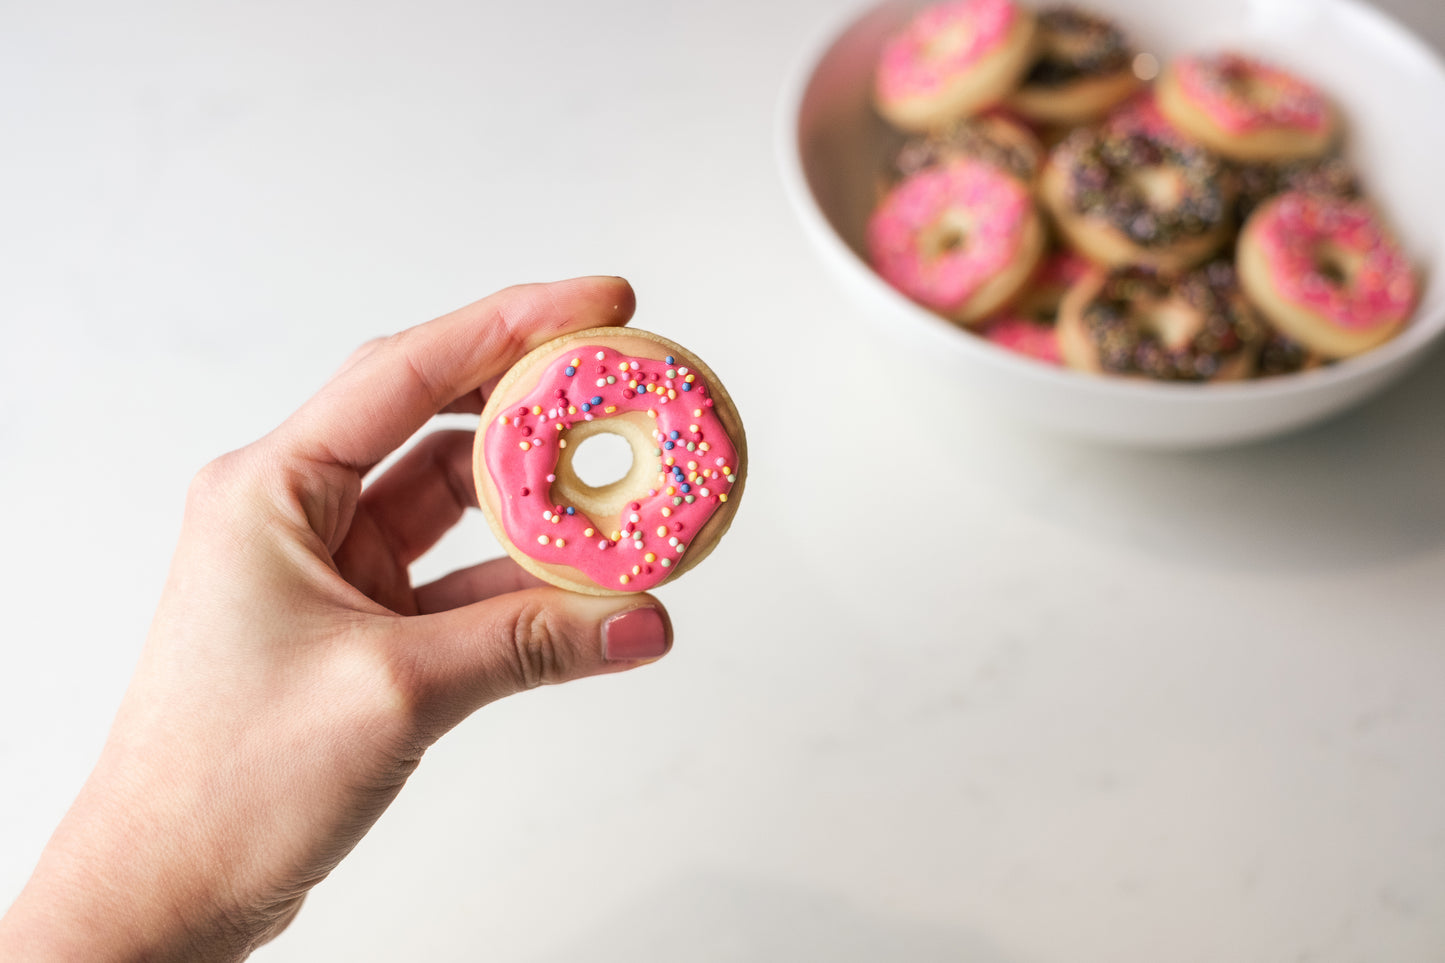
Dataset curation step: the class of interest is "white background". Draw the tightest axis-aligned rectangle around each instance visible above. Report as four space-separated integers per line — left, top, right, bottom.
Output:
3 1 1444 960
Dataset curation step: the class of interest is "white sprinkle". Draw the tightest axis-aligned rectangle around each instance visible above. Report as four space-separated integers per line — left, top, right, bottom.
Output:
546 474 557 483
595 351 605 360
596 378 606 387
669 537 679 547
543 511 553 521
537 535 549 545
629 513 640 523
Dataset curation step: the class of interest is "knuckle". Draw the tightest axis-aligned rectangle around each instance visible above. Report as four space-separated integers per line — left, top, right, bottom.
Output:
509 603 572 690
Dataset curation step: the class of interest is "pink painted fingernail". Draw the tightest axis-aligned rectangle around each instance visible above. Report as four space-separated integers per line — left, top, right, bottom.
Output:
603 607 669 662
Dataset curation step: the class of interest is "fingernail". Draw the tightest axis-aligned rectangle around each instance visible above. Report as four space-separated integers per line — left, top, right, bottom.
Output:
603 606 668 662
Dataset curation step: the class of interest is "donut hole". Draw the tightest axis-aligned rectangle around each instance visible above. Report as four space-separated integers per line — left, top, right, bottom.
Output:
569 431 634 488
1134 296 1203 349
1128 165 1185 210
921 208 974 259
1312 242 1363 287
552 412 660 532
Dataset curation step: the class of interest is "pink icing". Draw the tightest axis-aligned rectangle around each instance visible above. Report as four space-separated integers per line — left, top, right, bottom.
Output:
977 252 1089 365
980 317 1062 363
1175 54 1330 135
1106 90 1188 144
484 346 740 591
876 0 1019 102
867 158 1032 312
1254 193 1416 331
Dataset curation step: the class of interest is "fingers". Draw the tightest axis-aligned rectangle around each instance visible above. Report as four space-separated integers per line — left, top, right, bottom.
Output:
352 430 477 568
279 277 636 473
412 557 547 614
389 589 672 738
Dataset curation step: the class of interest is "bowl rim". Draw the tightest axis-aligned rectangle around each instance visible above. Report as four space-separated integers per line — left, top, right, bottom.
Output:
775 0 1445 405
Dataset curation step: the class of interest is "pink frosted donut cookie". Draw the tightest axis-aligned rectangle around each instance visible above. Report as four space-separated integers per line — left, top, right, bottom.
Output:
875 0 1039 132
1157 53 1336 161
1237 192 1417 358
977 251 1091 364
474 328 746 595
868 157 1046 325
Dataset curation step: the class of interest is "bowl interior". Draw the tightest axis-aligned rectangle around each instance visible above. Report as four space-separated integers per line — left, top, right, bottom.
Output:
785 0 1445 446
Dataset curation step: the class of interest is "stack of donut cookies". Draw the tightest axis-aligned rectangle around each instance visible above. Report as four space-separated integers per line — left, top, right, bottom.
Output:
867 0 1419 381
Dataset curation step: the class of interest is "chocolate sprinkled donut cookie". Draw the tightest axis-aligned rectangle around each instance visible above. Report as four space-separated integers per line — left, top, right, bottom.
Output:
1041 125 1233 270
1008 6 1140 125
1058 260 1264 380
891 113 1045 185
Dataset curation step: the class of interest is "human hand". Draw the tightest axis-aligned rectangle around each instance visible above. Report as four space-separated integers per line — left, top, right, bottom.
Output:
0 277 672 961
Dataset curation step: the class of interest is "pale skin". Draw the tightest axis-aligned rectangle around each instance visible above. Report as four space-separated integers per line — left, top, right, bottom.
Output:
0 277 673 961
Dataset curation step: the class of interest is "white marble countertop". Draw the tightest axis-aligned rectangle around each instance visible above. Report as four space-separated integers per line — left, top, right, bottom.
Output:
4 1 1444 960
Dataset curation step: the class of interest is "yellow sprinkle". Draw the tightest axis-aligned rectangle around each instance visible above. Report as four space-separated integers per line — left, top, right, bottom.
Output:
667 390 676 399
551 516 559 524
687 460 698 470
519 441 531 451
558 439 567 448
722 465 731 474
532 405 541 415
619 574 630 585
571 357 580 366
699 442 710 451
605 406 617 413
685 374 695 383
719 493 728 502
665 456 675 466
497 415 508 425
584 527 595 537
665 486 676 496
632 565 641 576
568 405 577 414
611 531 621 541
555 539 565 548
661 507 671 517
656 526 667 537
645 553 656 563
689 425 698 433
648 409 658 419
693 409 703 417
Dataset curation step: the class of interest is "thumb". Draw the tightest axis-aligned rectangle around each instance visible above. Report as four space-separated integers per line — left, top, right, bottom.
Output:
390 588 672 737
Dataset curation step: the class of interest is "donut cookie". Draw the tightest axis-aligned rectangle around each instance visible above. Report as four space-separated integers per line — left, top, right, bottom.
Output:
1040 125 1233 271
868 156 1046 324
1236 192 1416 358
474 328 746 595
1157 53 1337 162
875 0 1040 132
1057 260 1263 380
1007 6 1140 126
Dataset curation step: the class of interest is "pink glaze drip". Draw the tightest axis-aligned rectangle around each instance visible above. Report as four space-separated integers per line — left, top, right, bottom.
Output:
876 0 1019 102
484 346 740 591
1255 193 1416 331
867 158 1032 312
1175 54 1329 135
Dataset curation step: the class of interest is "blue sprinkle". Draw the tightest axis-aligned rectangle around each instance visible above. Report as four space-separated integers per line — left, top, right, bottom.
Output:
581 403 591 412
665 356 675 365
664 441 675 450
681 382 692 391
669 430 680 440
590 395 602 405
680 483 691 493
564 366 576 377
565 507 575 515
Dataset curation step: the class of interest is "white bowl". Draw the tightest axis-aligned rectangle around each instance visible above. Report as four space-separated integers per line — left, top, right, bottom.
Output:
778 0 1445 448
